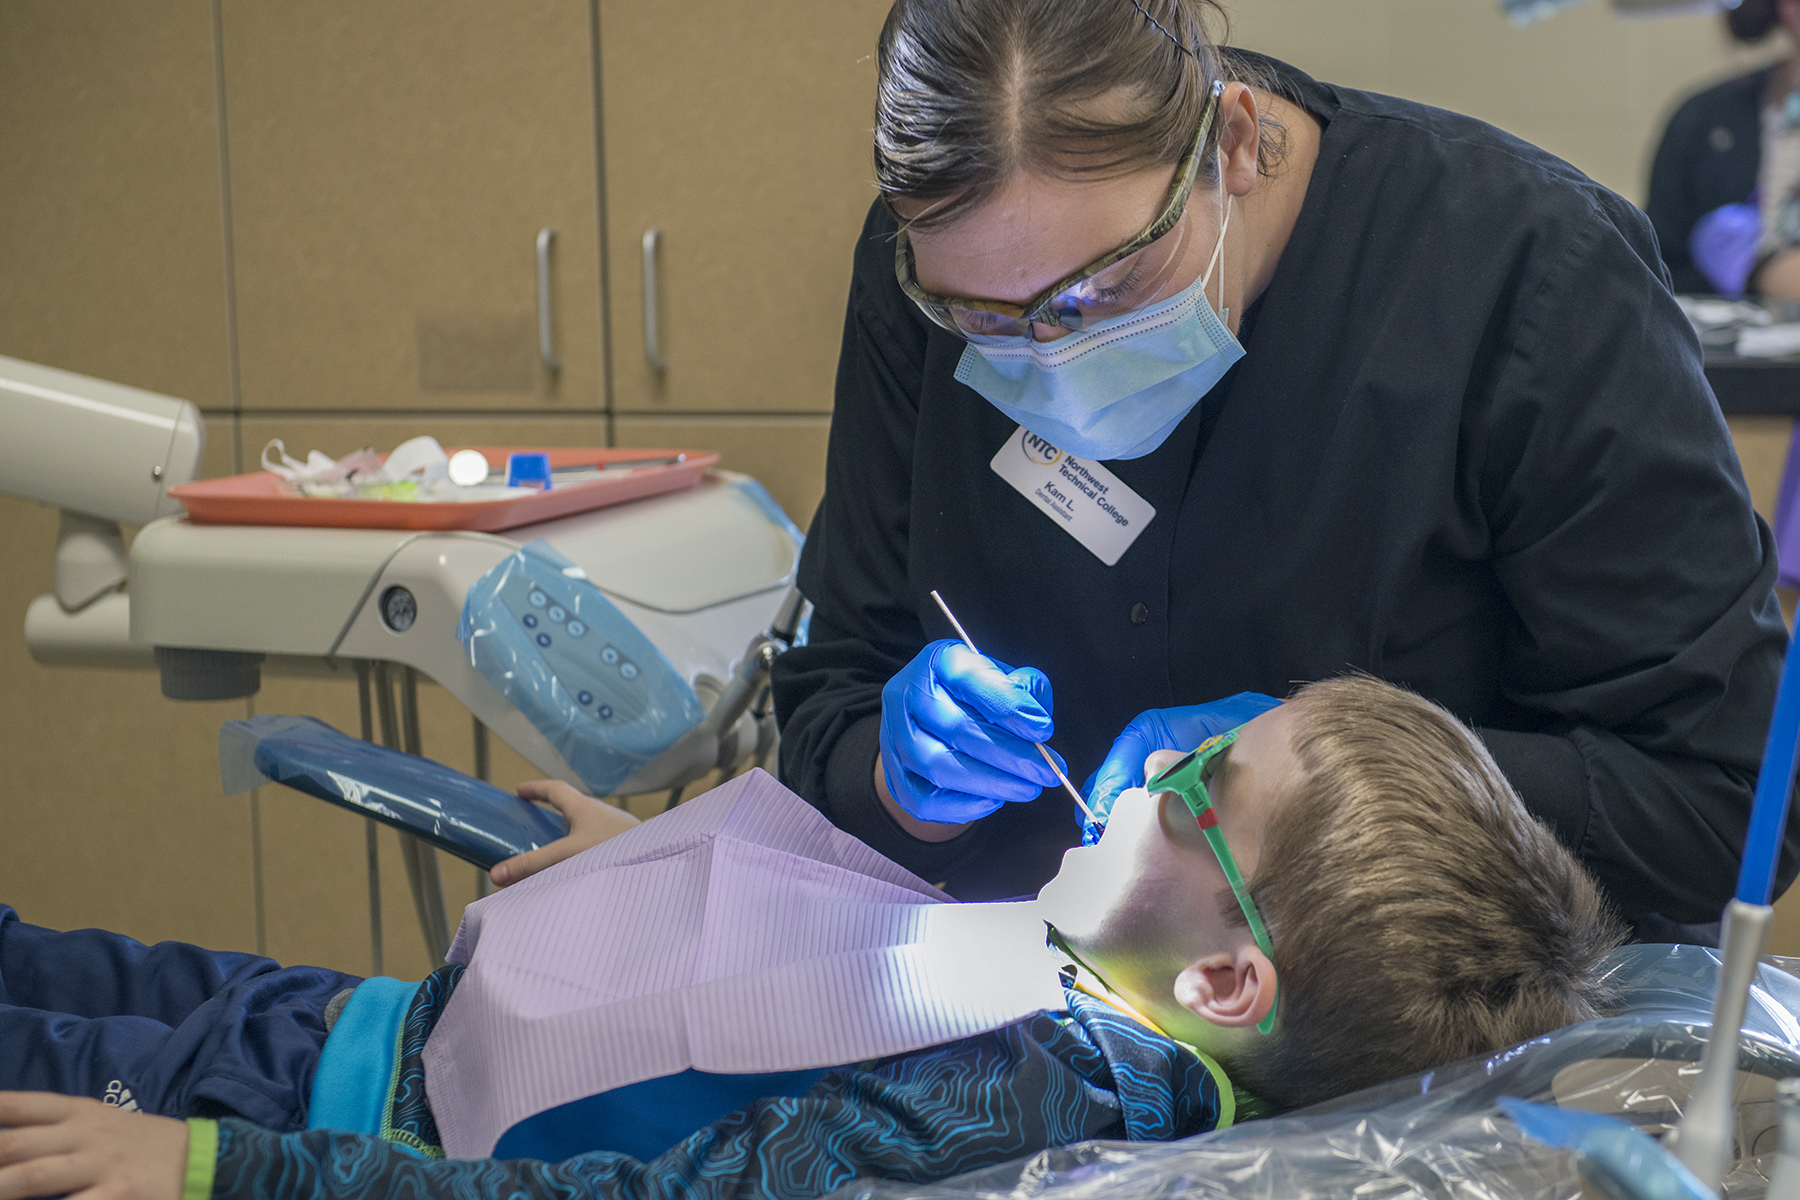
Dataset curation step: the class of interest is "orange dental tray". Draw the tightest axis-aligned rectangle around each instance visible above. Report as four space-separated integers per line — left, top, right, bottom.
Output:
169 446 718 532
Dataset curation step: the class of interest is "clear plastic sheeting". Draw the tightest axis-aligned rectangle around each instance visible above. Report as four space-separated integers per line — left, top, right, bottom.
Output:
219 713 568 870
457 538 706 796
830 945 1800 1200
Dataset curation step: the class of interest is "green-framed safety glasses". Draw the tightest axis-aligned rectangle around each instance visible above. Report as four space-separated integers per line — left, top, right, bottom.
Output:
892 80 1225 346
1146 724 1278 1036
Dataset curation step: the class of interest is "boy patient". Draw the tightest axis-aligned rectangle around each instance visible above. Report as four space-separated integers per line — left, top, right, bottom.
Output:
0 676 1621 1200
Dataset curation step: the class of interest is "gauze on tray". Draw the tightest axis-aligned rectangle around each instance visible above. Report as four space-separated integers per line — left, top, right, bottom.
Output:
423 768 1068 1158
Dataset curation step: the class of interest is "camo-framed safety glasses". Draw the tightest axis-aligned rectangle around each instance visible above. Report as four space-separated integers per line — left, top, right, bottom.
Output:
892 80 1225 346
1146 724 1278 1035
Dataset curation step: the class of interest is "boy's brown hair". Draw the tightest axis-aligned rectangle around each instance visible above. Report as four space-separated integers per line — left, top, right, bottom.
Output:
1226 675 1625 1111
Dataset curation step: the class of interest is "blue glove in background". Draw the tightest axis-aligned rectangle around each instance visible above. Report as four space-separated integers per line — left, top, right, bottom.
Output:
880 639 1069 826
1080 692 1283 844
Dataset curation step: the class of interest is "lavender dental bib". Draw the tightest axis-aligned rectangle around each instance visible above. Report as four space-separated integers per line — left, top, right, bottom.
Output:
422 769 1068 1157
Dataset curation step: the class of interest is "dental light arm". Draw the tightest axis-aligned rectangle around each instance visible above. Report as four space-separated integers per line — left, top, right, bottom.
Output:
0 355 203 661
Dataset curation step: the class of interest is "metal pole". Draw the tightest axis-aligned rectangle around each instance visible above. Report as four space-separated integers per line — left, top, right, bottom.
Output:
373 663 451 964
397 667 451 962
355 661 382 977
473 717 492 898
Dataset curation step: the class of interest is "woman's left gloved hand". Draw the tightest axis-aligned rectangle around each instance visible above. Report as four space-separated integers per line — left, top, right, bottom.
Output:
1081 692 1283 844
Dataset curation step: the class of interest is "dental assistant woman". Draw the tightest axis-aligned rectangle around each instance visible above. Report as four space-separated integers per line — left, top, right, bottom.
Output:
771 0 1790 926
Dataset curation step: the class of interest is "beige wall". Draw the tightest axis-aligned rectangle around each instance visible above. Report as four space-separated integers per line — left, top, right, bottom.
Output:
1231 0 1780 206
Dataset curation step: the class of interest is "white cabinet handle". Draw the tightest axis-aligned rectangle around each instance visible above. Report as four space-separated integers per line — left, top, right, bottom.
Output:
536 227 561 373
642 227 666 373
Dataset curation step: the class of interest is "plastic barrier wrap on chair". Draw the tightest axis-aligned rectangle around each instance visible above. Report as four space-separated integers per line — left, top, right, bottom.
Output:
831 945 1800 1200
219 714 568 870
457 537 705 797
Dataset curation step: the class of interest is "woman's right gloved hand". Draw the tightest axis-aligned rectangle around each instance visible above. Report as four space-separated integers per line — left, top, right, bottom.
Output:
879 639 1068 827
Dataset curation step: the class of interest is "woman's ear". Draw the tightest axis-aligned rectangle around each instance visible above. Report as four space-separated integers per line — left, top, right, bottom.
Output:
1216 81 1262 199
1171 942 1277 1029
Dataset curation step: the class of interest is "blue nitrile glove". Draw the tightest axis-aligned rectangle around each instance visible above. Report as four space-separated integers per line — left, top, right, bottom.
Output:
880 639 1069 826
1081 692 1283 844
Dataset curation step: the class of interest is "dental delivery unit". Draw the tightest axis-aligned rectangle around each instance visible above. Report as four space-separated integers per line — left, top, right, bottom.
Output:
1 353 805 963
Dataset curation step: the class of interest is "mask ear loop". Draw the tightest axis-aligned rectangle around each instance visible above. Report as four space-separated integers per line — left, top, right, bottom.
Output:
1199 169 1231 324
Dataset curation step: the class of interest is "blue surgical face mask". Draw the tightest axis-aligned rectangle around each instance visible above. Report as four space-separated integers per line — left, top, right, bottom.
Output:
953 193 1243 462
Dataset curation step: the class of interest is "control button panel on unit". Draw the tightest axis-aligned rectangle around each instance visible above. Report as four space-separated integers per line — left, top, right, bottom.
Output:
500 574 652 725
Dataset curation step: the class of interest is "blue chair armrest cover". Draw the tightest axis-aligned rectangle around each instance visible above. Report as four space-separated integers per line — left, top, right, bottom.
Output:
220 714 569 870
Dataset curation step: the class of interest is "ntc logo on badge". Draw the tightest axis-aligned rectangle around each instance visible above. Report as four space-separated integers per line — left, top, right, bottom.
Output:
990 425 1157 567
1021 433 1063 466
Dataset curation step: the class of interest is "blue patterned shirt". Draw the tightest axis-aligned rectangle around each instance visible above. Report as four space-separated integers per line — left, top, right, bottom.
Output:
208 974 1228 1200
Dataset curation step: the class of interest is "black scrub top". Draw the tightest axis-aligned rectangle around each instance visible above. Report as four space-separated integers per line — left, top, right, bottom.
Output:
1646 66 1776 294
772 54 1791 921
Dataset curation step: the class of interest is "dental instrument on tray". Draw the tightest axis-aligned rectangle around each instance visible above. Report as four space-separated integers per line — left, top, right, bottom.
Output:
542 455 688 485
1669 617 1800 1193
929 589 1096 824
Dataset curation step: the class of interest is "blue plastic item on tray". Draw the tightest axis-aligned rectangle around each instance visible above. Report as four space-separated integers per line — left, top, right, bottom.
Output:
219 714 568 870
506 451 553 491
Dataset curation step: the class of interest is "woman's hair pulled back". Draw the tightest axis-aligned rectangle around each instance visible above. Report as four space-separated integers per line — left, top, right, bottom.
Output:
875 0 1261 229
1726 0 1780 42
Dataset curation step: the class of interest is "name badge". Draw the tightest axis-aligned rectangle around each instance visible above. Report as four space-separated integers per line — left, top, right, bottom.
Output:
988 427 1156 566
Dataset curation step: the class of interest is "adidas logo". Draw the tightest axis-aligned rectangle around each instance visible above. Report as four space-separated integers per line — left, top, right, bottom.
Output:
102 1080 140 1113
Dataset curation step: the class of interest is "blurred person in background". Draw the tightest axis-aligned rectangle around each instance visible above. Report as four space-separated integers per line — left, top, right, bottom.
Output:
1648 0 1800 298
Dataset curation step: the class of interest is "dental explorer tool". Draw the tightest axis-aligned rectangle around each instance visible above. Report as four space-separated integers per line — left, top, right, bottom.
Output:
929 589 1097 824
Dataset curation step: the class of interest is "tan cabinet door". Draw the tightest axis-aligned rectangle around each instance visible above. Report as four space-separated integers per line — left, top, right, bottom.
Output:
223 1 605 412
602 0 892 415
0 0 232 408
0 1 256 949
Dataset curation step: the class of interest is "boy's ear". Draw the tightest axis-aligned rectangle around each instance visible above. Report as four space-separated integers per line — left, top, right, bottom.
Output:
1172 944 1277 1029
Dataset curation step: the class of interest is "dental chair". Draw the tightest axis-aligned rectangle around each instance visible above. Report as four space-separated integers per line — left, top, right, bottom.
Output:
225 722 1800 1199
837 945 1800 1200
